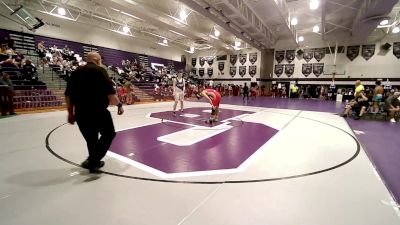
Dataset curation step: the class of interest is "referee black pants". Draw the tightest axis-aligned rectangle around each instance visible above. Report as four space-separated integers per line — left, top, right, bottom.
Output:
76 109 116 166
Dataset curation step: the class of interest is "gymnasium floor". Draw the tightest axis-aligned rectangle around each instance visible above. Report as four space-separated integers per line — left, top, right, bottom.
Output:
1 98 400 225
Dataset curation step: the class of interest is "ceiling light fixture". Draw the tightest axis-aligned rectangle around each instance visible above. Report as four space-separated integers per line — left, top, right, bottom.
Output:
291 18 298 26
310 0 319 10
122 26 130 33
214 29 220 37
235 40 241 47
298 36 304 42
179 9 188 20
392 26 400 34
158 38 169 47
209 26 220 39
313 25 320 33
57 7 66 16
380 19 389 25
185 46 195 53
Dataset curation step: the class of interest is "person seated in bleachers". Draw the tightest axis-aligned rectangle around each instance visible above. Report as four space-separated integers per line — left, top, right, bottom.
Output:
50 44 58 53
1 58 18 68
62 45 70 55
385 92 400 123
22 59 38 81
0 43 8 54
1 36 15 50
52 51 63 65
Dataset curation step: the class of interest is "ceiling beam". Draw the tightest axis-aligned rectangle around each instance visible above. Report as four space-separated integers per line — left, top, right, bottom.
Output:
214 0 276 47
180 0 262 50
352 0 398 41
321 0 326 40
93 0 228 49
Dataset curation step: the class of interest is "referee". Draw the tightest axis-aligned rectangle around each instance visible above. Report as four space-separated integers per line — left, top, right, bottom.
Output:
65 52 124 173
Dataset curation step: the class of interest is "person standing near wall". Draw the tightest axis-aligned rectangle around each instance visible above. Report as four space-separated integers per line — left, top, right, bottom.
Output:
65 52 124 173
290 83 299 98
243 83 249 103
0 72 15 116
372 80 384 113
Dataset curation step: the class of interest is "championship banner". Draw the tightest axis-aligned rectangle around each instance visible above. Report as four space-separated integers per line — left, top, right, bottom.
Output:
192 68 197 75
361 44 375 61
275 50 285 63
314 48 325 62
347 45 360 61
303 49 313 62
249 52 258 64
199 68 205 77
230 55 237 65
313 63 324 77
230 67 237 77
218 62 225 71
239 53 247 65
285 50 295 63
249 65 257 77
284 64 294 77
302 64 312 77
394 42 400 59
199 57 205 67
207 57 214 66
207 68 213 77
274 64 283 77
191 58 196 67
239 66 246 77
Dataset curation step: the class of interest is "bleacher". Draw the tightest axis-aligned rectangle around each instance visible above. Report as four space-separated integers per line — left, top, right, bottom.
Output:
13 90 63 109
2 67 46 90
0 28 187 108
9 32 36 56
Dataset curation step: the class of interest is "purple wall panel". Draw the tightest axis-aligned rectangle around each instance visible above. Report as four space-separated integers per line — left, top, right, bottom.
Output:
148 55 169 66
148 55 184 70
173 61 186 71
34 36 84 56
97 46 139 67
1 28 182 69
0 29 9 39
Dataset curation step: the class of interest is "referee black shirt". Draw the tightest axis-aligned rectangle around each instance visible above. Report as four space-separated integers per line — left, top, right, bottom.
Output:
65 62 115 114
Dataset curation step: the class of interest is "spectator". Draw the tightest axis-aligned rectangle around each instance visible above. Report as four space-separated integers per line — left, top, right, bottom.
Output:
0 43 7 54
2 36 16 50
124 81 134 105
372 80 384 113
341 88 369 119
1 58 18 68
0 72 15 116
243 83 249 102
385 92 400 123
290 83 299 98
22 59 38 81
37 41 48 66
354 80 364 97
